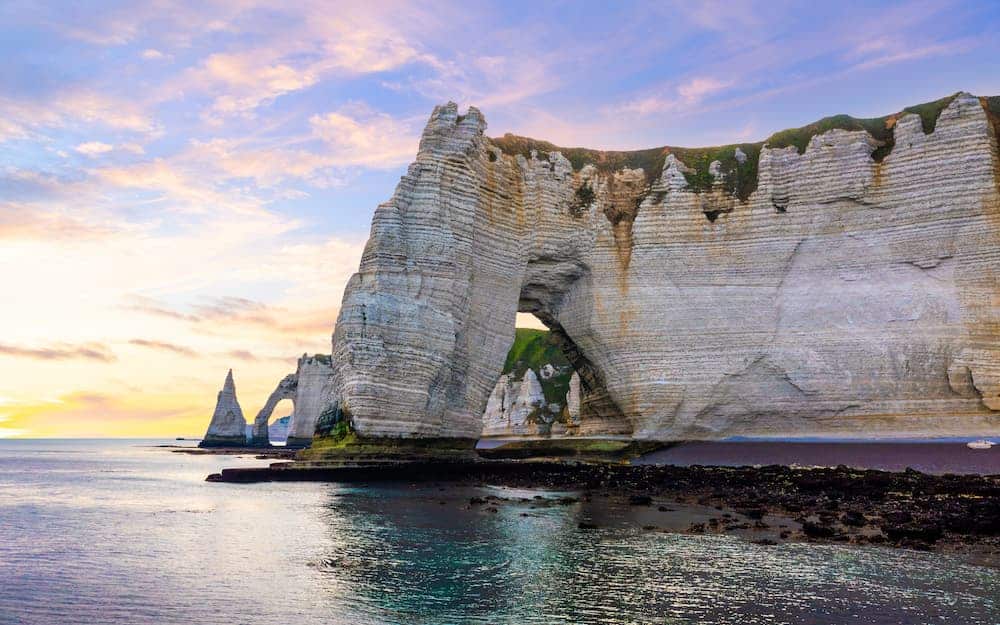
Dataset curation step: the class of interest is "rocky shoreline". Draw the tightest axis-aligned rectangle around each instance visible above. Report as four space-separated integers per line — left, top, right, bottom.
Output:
206 460 999 564
157 445 298 460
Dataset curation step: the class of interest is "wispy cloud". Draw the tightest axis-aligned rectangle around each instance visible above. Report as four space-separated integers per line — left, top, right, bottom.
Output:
224 349 257 361
309 103 421 168
0 342 116 362
618 76 734 116
75 141 114 157
1 0 997 437
141 48 168 60
124 295 201 322
128 339 199 358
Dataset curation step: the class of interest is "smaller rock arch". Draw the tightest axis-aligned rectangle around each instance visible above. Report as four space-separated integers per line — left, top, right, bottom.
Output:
250 373 297 447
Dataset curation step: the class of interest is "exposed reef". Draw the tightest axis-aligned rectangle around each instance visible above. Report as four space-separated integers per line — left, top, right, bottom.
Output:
321 91 1000 448
206 460 1000 562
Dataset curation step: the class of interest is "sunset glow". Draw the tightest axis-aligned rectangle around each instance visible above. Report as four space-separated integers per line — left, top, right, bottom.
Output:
3 1 999 437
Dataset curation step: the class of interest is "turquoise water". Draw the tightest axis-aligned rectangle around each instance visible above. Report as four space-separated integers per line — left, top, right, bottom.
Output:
0 439 997 625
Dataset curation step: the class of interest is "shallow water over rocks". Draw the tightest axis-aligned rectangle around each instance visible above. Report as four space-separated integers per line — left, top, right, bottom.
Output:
0 439 996 625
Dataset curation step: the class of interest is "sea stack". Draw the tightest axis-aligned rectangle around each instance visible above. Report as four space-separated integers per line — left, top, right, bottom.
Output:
199 369 248 447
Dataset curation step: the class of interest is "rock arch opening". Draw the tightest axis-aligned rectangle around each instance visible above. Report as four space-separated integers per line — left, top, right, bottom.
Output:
265 399 295 445
250 374 297 447
480 313 577 439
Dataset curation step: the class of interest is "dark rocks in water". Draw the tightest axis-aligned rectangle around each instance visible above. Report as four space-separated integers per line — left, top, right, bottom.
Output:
883 510 914 525
203 459 1000 556
882 522 944 544
739 507 766 520
578 521 599 530
840 511 867 527
802 521 837 538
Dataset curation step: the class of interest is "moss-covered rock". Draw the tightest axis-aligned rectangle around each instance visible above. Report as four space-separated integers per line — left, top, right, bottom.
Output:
297 435 478 463
476 438 668 462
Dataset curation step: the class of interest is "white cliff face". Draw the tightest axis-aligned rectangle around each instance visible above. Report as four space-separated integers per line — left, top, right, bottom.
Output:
199 370 247 447
566 372 581 428
481 374 513 436
286 355 335 445
481 368 558 437
508 369 546 435
251 355 334 447
250 373 296 446
328 93 1000 441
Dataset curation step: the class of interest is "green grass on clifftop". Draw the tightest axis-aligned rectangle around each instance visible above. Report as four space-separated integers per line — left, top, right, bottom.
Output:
491 92 973 202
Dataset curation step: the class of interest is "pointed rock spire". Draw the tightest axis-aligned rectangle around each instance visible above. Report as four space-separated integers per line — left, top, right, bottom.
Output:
198 369 248 448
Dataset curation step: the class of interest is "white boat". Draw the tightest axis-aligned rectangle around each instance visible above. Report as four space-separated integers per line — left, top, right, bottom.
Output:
966 439 995 450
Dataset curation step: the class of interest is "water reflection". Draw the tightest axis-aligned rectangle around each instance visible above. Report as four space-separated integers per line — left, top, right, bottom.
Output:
310 484 1000 625
0 441 996 625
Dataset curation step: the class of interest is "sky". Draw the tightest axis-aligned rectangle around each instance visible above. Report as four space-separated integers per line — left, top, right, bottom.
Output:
1 0 999 438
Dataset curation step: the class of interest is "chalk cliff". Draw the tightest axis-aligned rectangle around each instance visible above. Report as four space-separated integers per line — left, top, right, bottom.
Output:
251 354 334 448
326 93 1000 443
286 355 335 447
482 369 548 436
199 370 248 447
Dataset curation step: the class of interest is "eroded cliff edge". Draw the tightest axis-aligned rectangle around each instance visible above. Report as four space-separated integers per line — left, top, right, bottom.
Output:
325 92 1000 442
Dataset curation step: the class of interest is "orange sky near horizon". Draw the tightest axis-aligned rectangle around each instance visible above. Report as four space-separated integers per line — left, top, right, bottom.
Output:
5 2 997 438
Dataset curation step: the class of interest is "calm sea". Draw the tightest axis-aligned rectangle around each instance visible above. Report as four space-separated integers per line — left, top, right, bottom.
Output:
0 439 997 625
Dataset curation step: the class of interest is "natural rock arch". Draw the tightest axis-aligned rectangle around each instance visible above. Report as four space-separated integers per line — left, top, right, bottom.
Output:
250 374 297 447
252 354 337 448
323 94 1000 445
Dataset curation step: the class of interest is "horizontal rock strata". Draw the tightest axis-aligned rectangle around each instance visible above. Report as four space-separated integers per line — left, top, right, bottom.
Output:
285 354 335 447
326 92 1000 441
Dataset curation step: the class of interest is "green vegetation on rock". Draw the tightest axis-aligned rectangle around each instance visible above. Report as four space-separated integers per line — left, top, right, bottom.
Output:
569 183 595 216
671 144 762 199
503 328 573 406
299 435 477 462
314 401 351 440
491 92 970 203
765 93 957 161
476 438 668 462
